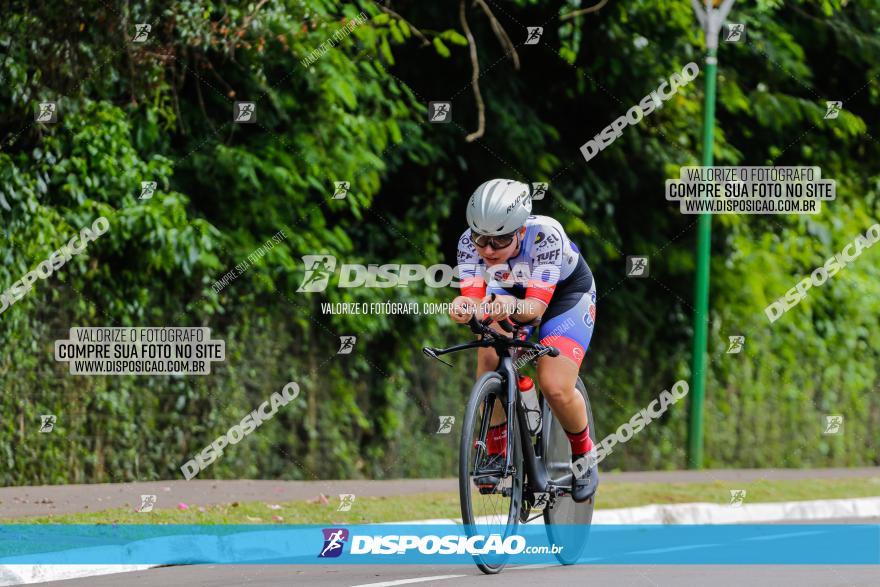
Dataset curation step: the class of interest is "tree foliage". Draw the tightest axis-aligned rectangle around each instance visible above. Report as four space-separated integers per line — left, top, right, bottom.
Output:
0 0 877 484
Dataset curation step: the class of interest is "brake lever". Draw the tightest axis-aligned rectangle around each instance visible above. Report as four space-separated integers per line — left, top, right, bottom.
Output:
422 346 453 367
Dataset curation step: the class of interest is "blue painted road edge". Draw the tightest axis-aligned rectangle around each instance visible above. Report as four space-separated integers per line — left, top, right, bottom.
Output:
3 524 878 565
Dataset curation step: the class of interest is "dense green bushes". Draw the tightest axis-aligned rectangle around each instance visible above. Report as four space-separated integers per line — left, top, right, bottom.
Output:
1 0 877 485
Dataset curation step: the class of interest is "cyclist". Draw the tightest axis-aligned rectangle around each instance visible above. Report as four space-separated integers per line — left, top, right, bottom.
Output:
450 178 598 502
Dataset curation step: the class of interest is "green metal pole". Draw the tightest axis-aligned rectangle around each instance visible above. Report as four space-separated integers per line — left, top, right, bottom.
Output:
687 47 717 469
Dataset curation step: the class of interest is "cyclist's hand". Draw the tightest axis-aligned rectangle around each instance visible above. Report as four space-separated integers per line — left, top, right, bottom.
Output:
481 294 516 323
450 296 477 323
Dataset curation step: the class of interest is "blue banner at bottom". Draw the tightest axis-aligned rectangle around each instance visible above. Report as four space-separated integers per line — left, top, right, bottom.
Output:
2 524 878 565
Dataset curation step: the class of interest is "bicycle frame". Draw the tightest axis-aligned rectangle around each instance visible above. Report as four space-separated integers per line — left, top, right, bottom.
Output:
494 352 554 494
423 316 567 496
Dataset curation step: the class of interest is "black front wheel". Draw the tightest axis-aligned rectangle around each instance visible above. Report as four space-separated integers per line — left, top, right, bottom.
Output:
459 371 523 574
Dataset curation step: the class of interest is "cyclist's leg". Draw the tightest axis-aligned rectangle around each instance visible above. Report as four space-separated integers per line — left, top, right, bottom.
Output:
535 284 597 500
535 284 596 451
536 353 587 435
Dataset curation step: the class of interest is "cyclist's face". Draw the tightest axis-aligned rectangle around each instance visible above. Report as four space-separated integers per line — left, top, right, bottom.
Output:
473 227 524 264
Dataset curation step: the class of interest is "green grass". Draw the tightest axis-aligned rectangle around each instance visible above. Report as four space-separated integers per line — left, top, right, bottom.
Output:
7 477 879 525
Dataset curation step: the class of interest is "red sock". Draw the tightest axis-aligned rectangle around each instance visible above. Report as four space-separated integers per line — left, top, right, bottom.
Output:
565 425 593 456
486 423 508 456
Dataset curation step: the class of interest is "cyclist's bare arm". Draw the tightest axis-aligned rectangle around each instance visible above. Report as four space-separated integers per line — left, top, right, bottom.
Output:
514 297 547 322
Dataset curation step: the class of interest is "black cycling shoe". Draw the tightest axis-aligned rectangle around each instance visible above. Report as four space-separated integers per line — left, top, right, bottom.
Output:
571 453 599 503
474 453 505 494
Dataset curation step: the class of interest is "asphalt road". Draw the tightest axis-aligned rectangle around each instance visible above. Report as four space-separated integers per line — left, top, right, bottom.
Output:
35 517 880 586
38 562 880 587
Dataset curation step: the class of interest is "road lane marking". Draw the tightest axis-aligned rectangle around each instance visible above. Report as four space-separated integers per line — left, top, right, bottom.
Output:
351 575 467 587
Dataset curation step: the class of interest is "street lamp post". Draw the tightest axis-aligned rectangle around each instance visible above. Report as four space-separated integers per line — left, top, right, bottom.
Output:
687 0 736 469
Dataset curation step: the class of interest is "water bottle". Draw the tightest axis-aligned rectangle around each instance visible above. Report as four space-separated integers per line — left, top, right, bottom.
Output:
518 375 542 434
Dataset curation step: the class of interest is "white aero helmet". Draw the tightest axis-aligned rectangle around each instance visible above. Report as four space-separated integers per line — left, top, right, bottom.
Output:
466 179 532 236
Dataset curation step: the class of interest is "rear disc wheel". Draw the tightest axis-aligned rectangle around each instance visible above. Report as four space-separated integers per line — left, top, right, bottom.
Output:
542 377 596 565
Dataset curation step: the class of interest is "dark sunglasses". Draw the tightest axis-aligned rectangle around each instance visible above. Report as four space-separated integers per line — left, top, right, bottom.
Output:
470 230 518 249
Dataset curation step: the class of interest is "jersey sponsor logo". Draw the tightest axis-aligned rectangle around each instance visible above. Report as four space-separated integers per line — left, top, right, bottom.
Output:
572 347 583 360
534 231 545 244
536 249 560 264
537 234 559 249
529 281 553 291
584 302 596 328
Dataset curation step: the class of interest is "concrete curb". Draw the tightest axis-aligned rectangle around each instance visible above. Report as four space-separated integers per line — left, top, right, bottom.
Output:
0 565 156 586
591 496 880 524
3 496 878 585
391 496 880 525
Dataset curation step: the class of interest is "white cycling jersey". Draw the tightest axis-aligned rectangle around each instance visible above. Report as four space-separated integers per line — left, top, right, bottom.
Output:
456 215 585 304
